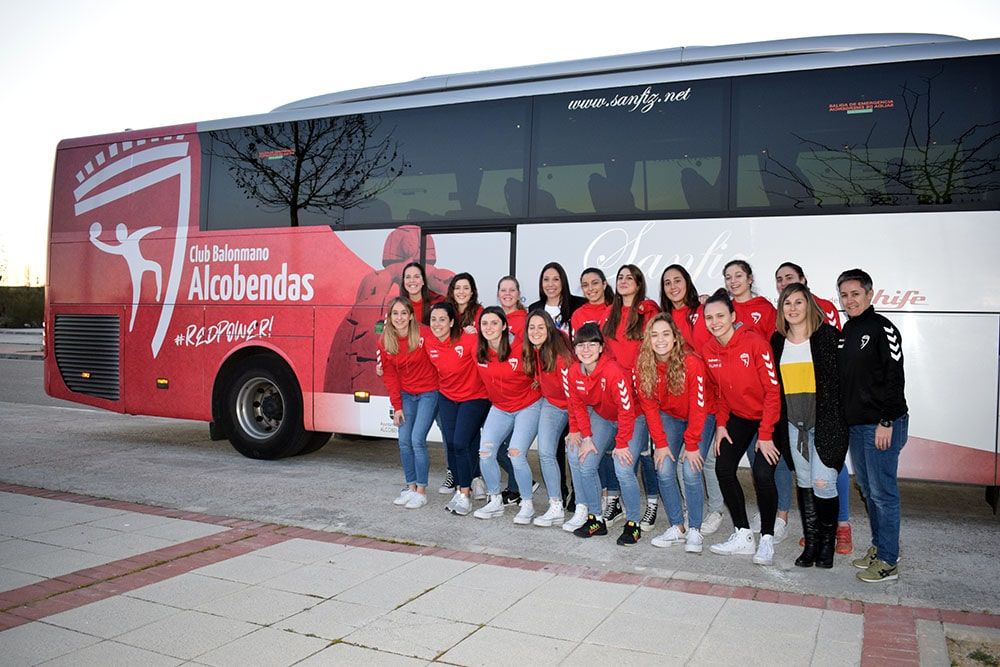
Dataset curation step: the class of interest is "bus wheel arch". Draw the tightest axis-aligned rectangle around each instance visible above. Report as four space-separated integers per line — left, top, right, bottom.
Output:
213 348 314 459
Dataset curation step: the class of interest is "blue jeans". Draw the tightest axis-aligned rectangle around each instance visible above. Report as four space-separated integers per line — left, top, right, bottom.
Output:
567 408 617 514
655 412 712 529
398 390 439 487
480 399 541 498
850 414 908 565
788 423 839 499
837 459 851 522
437 397 490 489
603 414 650 497
745 436 793 513
700 415 723 514
613 414 652 522
537 399 568 500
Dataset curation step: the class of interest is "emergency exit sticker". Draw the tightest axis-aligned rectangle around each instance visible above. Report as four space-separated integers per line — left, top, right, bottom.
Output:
828 99 895 114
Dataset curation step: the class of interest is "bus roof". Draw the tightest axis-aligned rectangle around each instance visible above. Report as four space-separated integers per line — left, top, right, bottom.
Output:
274 33 965 112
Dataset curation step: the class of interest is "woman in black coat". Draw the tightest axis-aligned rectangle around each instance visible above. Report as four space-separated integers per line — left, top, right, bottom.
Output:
528 262 587 339
771 284 849 568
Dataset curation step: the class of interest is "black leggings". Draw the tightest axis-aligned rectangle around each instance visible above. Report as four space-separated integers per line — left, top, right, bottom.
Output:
715 415 778 536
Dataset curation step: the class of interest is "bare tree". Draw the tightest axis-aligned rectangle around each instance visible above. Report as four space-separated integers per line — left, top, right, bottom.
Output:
210 114 405 226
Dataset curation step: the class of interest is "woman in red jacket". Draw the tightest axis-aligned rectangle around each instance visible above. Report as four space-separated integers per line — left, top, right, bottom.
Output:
635 314 710 553
472 307 542 524
658 263 725 535
378 297 439 509
522 310 575 528
703 289 782 565
401 262 442 325
602 265 660 532
497 276 527 340
446 273 483 331
423 302 490 516
570 267 613 334
724 260 776 338
565 323 639 544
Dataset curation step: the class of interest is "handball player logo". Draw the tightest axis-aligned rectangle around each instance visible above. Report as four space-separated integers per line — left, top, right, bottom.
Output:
72 136 193 359
740 352 750 367
750 312 762 325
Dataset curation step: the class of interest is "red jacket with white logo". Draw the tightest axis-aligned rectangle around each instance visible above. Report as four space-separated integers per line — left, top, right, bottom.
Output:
814 295 842 330
734 296 776 338
703 326 781 440
567 355 636 450
570 301 611 334
476 347 540 413
639 354 710 452
603 299 660 371
670 304 713 355
533 348 573 410
505 309 527 344
421 327 488 402
377 336 439 412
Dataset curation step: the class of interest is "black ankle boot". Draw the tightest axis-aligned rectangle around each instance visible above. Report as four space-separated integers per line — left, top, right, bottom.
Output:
815 495 839 569
795 487 818 567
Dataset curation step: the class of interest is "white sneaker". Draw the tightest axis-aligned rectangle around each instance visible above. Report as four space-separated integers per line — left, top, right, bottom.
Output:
651 524 686 548
471 477 488 500
533 500 565 527
685 528 704 554
563 503 589 532
772 517 788 544
750 511 761 533
404 492 427 509
437 470 455 495
701 511 724 535
513 499 535 525
709 528 756 556
451 492 472 516
445 490 463 513
753 534 774 565
393 488 415 506
474 494 505 519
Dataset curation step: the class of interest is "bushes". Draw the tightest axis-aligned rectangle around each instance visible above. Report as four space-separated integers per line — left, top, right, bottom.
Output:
0 287 44 327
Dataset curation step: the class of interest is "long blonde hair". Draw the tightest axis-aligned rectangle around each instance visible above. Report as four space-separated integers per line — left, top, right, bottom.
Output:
775 284 824 338
382 297 421 354
636 313 688 398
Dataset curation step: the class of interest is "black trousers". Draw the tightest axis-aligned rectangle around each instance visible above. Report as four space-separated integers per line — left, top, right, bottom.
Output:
715 415 778 536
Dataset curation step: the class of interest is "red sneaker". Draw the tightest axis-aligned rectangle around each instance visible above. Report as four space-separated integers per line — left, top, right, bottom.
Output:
835 524 853 555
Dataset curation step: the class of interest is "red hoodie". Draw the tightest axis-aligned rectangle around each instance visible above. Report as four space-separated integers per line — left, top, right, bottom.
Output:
532 348 573 410
669 304 712 355
567 355 636 450
733 296 776 338
570 301 611 334
639 354 710 452
476 346 540 412
377 335 439 411
505 309 527 343
603 299 660 371
813 295 842 330
703 326 780 440
421 327 487 402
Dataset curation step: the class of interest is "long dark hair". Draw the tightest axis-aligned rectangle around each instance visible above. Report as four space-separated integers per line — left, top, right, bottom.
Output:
401 261 432 324
537 262 576 324
580 267 614 305
477 306 511 363
603 264 647 341
429 301 460 343
446 272 480 329
704 288 735 314
659 263 700 327
522 309 573 376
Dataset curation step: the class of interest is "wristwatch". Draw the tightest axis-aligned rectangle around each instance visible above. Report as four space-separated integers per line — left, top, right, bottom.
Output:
878 419 892 428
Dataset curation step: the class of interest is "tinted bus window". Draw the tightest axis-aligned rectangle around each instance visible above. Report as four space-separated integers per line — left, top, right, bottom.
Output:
347 99 530 225
734 56 1000 210
532 79 728 217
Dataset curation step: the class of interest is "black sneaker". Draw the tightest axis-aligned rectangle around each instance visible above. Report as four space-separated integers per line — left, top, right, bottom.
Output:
573 514 608 538
617 520 642 546
602 496 624 526
501 490 522 506
639 501 658 531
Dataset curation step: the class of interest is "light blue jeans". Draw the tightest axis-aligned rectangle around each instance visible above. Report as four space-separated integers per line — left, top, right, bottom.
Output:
612 414 651 522
399 390 439 487
654 412 713 530
567 407 617 514
788 423 839 499
480 399 542 498
537 399 568 500
850 414 908 566
700 416 723 514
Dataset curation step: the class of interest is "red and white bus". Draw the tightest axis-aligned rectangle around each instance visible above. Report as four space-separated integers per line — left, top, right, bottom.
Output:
46 34 999 499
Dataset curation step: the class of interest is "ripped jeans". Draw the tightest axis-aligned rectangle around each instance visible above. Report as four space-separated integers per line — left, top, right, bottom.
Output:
479 398 542 498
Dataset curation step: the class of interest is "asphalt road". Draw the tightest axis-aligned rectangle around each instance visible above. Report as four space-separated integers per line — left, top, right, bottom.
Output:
1 357 998 615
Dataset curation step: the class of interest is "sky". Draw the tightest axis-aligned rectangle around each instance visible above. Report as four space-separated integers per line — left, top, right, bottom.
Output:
0 0 997 285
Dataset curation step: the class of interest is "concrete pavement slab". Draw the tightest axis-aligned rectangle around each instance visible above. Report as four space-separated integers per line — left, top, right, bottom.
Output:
445 562 553 596
112 609 258 660
194 584 319 625
0 567 44 592
343 608 479 660
396 582 524 625
0 621 101 666
4 547 113 578
257 561 376 598
278 598 384 639
587 611 708 657
441 625 577 666
563 641 669 665
192 552 305 585
335 571 443 610
43 594 179 638
250 537 352 564
39 639 185 666
195 625 330 667
124 572 249 609
297 642 430 665
522 573 636 609
489 595 612 642
615 584 726 622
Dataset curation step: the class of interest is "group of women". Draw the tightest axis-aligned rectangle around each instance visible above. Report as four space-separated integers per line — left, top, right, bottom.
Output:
377 257 853 568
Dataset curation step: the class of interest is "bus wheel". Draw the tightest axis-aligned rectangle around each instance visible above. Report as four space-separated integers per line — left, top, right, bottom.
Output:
222 354 310 459
296 431 333 456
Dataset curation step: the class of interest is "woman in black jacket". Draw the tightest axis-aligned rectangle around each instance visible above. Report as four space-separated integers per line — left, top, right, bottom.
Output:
528 262 587 338
771 284 848 568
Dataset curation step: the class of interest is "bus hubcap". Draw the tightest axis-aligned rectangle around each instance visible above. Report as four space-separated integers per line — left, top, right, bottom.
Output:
236 377 284 440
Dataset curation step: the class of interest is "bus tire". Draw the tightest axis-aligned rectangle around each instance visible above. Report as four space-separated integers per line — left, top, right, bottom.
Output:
296 431 333 456
222 354 311 459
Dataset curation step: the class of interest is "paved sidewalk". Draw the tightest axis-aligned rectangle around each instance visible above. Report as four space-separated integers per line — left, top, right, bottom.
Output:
0 329 42 361
1 485 998 666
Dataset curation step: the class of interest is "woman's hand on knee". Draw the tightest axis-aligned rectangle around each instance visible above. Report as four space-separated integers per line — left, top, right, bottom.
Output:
612 446 633 467
756 439 780 465
653 446 674 470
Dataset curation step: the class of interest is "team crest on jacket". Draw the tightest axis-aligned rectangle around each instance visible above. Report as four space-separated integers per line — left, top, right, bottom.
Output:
455 345 464 357
600 378 607 391
508 358 519 371
860 335 870 350
751 312 761 324
740 352 750 367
